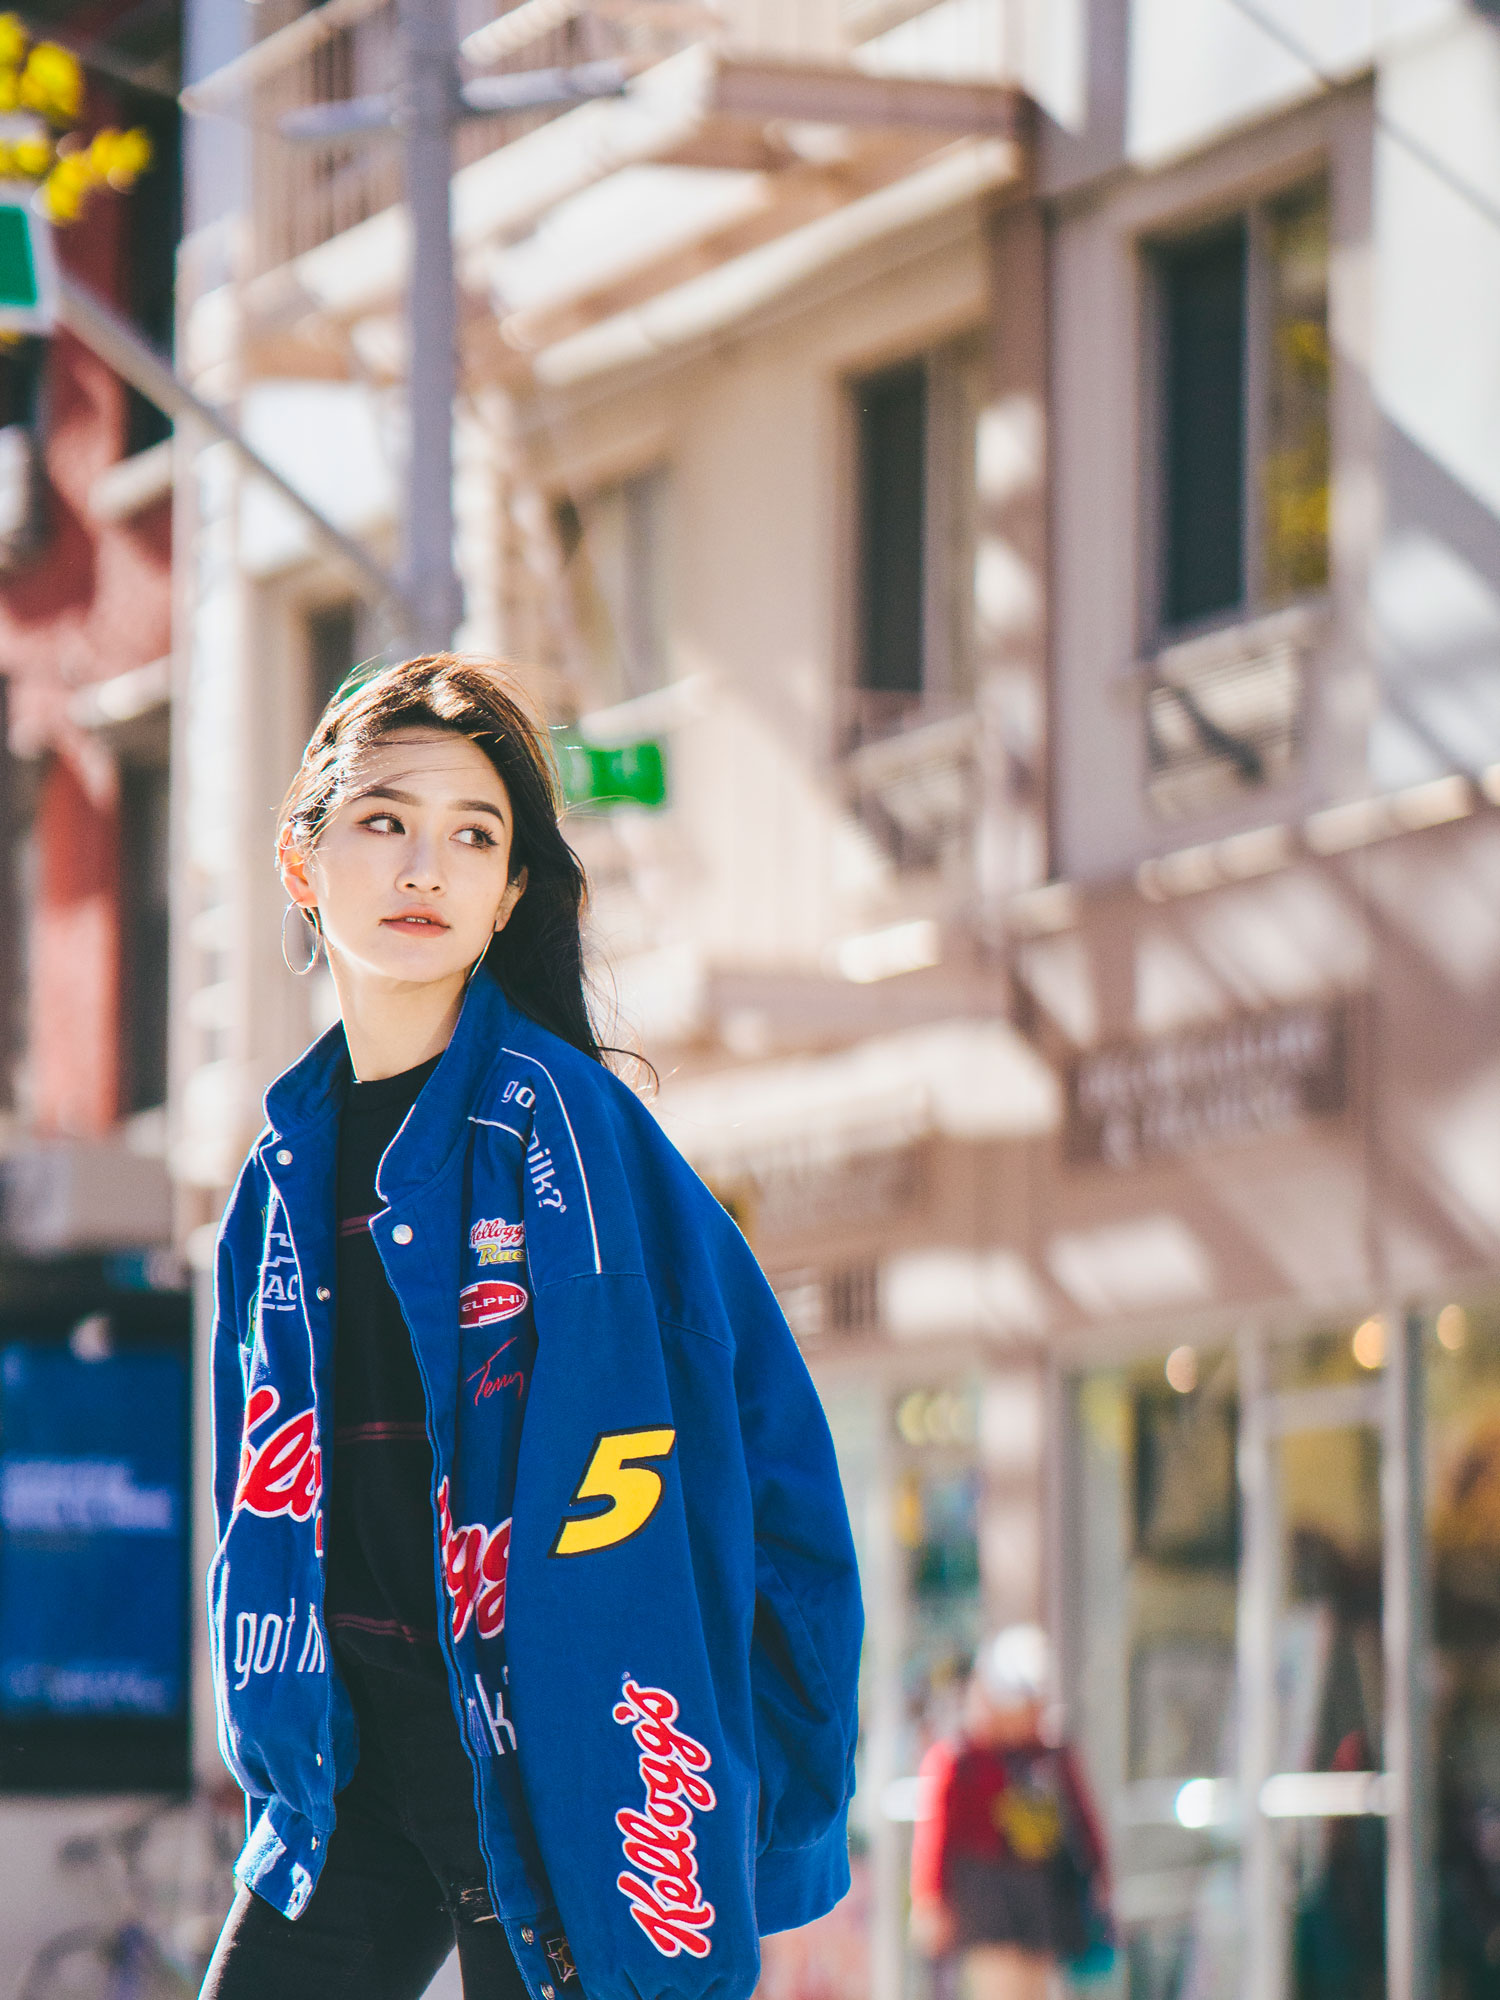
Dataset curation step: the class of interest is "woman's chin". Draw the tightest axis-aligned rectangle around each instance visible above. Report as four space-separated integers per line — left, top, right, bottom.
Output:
338 936 477 991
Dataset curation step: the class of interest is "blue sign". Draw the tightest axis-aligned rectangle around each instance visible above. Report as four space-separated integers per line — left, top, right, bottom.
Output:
0 1347 187 1717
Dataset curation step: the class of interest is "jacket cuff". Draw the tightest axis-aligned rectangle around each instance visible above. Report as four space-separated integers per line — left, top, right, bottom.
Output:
754 1807 852 1937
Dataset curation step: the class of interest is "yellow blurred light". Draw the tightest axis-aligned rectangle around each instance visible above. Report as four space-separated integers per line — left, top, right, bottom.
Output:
896 1392 928 1447
13 135 51 179
20 43 83 125
1165 1345 1197 1394
893 1471 923 1549
1352 1317 1386 1371
1436 1304 1468 1353
0 15 25 70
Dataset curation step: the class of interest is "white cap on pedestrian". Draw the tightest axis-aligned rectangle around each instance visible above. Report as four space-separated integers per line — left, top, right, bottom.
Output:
978 1624 1050 1703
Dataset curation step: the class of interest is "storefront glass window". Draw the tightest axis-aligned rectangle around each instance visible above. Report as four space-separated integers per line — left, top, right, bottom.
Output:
1427 1295 1500 1996
1072 1349 1241 2000
1268 1329 1386 2000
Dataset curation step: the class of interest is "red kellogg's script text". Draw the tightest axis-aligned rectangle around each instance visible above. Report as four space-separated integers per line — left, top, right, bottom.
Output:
235 1384 321 1523
438 1477 511 1640
612 1679 717 1958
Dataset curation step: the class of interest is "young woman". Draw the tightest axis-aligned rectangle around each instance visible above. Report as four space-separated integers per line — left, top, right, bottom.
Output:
200 656 863 2000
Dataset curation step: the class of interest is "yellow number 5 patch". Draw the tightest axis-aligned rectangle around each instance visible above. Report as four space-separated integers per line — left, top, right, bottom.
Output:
550 1427 677 1557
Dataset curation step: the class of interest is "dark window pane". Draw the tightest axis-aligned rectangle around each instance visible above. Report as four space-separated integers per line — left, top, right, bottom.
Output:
856 364 926 694
120 764 169 1113
124 101 181 458
1161 225 1246 629
307 600 359 729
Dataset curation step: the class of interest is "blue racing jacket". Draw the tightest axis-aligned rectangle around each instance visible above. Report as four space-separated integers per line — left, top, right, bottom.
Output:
207 970 863 2000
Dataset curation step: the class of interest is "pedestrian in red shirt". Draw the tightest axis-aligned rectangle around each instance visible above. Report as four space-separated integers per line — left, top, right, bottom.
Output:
910 1627 1109 2000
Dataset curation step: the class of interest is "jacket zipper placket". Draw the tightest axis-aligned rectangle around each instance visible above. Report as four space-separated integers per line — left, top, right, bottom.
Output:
374 1129 514 1948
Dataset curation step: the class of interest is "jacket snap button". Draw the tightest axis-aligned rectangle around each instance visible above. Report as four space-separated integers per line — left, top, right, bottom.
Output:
391 1223 413 1245
316 1753 322 1766
543 1986 555 1997
316 1286 330 1302
310 1837 318 1850
275 1148 293 1165
521 1928 533 1945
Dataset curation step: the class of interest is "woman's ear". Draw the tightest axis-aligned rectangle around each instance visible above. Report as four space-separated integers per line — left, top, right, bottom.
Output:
278 833 319 912
493 865 529 935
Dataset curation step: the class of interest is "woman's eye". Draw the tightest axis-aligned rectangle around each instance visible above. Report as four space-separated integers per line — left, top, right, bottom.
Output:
455 826 497 849
362 813 402 835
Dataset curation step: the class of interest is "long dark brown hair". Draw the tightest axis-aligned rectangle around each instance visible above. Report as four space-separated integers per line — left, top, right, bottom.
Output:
277 654 604 1062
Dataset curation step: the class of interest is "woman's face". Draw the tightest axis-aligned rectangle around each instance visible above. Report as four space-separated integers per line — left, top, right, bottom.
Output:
281 728 525 992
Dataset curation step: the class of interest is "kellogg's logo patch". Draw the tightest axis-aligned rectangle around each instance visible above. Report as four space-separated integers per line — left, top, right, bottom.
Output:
612 1679 717 1959
459 1280 528 1330
470 1218 524 1266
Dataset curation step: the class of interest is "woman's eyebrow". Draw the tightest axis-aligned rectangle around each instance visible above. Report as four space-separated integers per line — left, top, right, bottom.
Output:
354 783 508 823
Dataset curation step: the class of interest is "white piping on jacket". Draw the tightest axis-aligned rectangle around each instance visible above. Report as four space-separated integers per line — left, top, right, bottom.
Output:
501 1046 602 1275
468 1115 526 1146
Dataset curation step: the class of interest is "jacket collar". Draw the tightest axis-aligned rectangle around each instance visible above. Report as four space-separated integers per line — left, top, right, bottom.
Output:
262 972 529 1196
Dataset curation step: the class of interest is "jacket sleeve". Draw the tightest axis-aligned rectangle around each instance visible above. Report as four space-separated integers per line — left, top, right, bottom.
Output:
209 1159 258 1545
732 1256 864 1869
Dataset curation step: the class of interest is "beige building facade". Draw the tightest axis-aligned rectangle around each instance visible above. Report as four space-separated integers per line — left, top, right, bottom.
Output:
170 2 1500 1998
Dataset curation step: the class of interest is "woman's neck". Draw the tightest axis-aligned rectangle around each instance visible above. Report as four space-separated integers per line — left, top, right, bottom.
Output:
331 960 469 1081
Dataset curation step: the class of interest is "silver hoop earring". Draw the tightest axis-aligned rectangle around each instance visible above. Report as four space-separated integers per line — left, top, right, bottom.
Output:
466 934 496 986
281 903 323 976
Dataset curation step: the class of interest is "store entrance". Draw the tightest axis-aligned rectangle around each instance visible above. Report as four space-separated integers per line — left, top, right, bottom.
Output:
1067 1317 1424 2000
1238 1330 1389 2000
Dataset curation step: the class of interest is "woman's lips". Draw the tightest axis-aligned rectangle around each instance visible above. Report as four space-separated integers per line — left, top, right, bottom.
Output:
382 913 449 933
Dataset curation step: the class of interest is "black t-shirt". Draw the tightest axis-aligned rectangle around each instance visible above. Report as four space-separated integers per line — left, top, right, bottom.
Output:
323 1053 448 1678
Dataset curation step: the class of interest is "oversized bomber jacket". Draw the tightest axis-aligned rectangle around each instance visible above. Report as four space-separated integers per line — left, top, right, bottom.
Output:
208 971 863 2000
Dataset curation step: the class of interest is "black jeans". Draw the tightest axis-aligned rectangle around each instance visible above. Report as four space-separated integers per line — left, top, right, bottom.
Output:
201 1652 530 2000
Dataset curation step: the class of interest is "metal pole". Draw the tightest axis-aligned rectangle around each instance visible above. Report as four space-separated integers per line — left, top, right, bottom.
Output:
1384 1308 1434 2000
55 271 412 630
1237 1323 1284 2000
396 0 462 650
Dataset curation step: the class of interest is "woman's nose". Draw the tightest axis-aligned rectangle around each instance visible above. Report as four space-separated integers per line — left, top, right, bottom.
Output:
398 835 444 893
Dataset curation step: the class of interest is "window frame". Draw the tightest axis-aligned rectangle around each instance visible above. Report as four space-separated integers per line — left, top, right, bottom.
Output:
1142 170 1333 651
845 331 983 748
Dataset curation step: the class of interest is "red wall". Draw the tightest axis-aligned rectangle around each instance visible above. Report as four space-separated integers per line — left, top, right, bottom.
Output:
0 80 172 1137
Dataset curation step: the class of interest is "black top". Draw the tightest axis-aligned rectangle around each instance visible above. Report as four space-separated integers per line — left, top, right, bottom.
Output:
324 1053 448 1678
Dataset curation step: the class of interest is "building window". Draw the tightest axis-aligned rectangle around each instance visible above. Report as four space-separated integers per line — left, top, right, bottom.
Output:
856 362 926 699
120 760 169 1115
123 98 181 458
555 470 669 708
306 598 362 732
850 340 978 742
1154 180 1330 636
1146 181 1329 817
0 337 45 572
1160 225 1246 630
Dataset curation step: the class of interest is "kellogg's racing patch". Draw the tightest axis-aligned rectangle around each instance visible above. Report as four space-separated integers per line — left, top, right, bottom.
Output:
471 1217 525 1266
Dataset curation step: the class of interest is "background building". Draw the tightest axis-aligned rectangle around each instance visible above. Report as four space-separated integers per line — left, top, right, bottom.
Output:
0 0 192 1984
0 0 1478 1997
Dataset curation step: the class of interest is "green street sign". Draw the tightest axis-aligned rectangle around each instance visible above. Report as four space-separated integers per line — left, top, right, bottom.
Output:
557 734 667 811
0 204 37 308
0 187 55 332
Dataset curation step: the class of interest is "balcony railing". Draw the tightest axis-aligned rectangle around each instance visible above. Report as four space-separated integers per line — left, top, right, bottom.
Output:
1143 603 1326 821
190 0 1005 281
